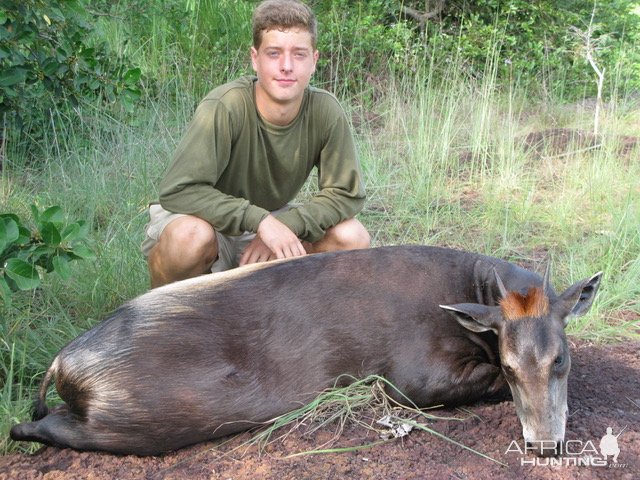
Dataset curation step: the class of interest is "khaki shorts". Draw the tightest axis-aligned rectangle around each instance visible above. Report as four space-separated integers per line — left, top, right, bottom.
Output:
141 204 290 273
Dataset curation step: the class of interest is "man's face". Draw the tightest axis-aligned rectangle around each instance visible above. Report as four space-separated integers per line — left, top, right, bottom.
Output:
251 28 319 113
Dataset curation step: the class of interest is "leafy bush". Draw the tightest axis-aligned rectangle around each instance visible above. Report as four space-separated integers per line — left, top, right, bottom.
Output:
0 0 141 153
414 0 640 97
314 0 421 97
88 0 253 99
0 206 95 306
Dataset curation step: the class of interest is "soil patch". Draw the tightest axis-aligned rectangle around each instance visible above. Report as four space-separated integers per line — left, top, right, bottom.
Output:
1 339 638 480
518 128 639 160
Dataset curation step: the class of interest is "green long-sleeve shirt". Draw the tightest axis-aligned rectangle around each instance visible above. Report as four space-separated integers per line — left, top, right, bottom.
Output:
157 76 366 242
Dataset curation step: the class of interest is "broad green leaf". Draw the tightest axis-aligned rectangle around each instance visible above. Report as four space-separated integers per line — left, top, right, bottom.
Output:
0 67 27 87
40 222 62 246
30 244 56 263
120 93 136 113
30 204 40 224
47 7 66 23
56 63 69 77
105 84 116 103
4 258 40 290
52 255 72 280
0 213 20 224
42 58 62 76
1 217 19 240
78 47 96 60
61 223 81 242
69 244 96 260
0 216 20 248
0 223 6 255
0 276 12 307
76 220 90 238
65 0 85 15
123 68 142 85
16 225 31 244
40 206 64 227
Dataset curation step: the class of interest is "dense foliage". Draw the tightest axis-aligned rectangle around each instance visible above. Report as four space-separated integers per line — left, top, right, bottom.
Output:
1 0 638 136
0 0 141 154
0 206 95 306
418 0 640 96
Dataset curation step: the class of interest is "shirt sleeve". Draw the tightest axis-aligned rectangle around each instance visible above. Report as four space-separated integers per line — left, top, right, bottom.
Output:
158 99 269 235
276 103 366 242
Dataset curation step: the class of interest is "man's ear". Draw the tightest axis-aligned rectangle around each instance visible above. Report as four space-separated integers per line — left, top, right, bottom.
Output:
440 303 503 334
250 46 259 71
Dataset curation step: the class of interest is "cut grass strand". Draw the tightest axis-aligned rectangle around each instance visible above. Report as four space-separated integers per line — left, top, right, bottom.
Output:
239 375 505 466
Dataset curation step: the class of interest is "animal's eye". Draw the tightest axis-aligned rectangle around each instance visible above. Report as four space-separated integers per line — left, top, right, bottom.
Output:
553 355 564 367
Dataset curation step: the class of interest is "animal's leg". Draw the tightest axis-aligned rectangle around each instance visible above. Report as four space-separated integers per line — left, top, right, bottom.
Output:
11 407 96 451
448 359 509 404
388 355 509 408
418 359 508 407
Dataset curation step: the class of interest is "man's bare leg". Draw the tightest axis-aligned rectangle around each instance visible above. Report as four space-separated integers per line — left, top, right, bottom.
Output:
147 216 218 288
306 218 370 254
148 216 369 287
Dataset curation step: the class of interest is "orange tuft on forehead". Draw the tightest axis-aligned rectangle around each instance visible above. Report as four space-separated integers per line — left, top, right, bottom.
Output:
499 287 549 320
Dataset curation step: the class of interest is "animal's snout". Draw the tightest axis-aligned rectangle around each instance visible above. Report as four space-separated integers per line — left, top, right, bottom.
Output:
526 440 564 457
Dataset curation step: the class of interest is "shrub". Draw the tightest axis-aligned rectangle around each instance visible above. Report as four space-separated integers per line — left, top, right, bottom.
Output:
0 0 141 155
0 206 95 307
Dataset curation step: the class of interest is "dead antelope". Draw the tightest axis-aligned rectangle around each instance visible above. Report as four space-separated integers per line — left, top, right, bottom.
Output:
10 246 601 456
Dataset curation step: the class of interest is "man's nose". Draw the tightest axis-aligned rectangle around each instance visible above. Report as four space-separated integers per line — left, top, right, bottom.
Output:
280 53 293 72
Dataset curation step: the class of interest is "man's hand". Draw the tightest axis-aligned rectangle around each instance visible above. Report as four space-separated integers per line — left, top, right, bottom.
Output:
239 215 306 266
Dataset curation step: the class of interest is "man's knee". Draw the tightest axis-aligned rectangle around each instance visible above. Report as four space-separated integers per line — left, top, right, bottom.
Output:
147 216 218 288
323 218 370 250
165 217 215 249
155 216 218 265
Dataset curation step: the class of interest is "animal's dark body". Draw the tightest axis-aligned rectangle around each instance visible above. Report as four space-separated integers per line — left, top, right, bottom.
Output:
10 246 601 456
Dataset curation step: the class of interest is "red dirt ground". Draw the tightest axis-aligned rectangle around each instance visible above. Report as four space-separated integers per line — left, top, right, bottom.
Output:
1 339 638 480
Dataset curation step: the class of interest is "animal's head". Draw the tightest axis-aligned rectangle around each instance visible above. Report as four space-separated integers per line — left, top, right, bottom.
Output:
441 270 602 457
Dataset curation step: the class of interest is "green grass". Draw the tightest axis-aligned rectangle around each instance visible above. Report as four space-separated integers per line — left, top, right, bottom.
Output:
1 57 639 454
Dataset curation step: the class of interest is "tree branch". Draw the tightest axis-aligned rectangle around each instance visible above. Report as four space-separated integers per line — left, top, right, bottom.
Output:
401 1 446 29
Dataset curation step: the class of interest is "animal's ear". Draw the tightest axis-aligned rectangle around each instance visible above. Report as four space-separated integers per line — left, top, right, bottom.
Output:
555 272 603 326
440 303 503 334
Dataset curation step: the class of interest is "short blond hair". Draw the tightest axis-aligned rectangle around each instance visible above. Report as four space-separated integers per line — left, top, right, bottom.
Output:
252 0 318 49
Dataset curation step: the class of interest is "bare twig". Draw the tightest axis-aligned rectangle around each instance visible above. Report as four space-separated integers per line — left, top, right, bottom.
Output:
569 1 609 137
401 1 446 30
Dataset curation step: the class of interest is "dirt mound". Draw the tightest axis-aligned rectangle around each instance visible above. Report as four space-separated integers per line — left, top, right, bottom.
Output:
1 340 638 480
519 128 639 159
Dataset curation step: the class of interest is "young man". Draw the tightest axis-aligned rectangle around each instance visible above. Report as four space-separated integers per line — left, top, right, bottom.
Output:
142 0 369 287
